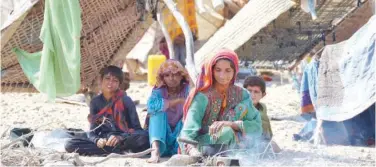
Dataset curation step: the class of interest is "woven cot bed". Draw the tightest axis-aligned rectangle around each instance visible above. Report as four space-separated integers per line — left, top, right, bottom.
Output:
1 0 150 93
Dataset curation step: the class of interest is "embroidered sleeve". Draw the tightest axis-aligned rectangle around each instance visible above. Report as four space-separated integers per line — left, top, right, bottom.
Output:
180 93 208 140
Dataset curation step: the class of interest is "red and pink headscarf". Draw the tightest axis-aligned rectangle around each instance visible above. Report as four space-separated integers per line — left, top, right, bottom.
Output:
183 49 239 120
88 90 134 133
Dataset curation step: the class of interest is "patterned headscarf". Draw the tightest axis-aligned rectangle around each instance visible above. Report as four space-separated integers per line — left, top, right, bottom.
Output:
155 59 192 88
183 49 239 121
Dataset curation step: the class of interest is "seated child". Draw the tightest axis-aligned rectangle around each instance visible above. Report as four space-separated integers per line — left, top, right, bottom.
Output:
65 66 149 155
243 76 280 152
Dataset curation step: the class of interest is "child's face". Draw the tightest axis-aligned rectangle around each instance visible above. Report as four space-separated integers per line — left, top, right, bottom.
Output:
101 74 120 94
246 86 265 105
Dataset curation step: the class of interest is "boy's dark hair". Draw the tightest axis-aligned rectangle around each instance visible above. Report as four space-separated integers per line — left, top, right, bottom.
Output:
100 65 123 84
243 76 266 93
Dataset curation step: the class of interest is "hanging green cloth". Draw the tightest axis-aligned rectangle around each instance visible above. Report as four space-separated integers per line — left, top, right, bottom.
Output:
14 0 82 100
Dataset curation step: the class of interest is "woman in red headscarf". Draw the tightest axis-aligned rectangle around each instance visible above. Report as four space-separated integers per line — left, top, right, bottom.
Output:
178 49 262 156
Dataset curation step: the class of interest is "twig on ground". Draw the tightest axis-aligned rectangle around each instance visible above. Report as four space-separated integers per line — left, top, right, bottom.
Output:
1 117 150 166
62 117 109 134
83 148 154 165
203 139 283 165
1 117 109 150
1 147 43 166
68 153 86 166
55 98 87 106
1 120 62 150
1 133 34 150
41 149 154 166
1 126 11 138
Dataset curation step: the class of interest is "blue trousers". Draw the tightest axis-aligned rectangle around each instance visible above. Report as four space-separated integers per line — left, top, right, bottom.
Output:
148 112 183 156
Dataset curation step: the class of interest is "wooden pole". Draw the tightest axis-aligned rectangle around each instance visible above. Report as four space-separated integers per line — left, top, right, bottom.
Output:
162 0 198 83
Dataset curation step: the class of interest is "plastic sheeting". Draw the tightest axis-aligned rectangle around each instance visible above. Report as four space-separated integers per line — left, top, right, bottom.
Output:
1 0 39 30
316 15 376 121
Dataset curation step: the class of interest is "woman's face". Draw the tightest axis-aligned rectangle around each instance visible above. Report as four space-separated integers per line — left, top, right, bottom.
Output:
163 72 183 88
213 59 234 86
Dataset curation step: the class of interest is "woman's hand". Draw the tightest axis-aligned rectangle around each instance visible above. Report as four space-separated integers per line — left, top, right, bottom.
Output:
209 121 241 137
106 135 122 147
96 138 107 148
209 121 230 135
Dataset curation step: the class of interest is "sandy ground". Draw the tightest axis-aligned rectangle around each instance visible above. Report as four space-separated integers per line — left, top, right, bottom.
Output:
1 74 375 166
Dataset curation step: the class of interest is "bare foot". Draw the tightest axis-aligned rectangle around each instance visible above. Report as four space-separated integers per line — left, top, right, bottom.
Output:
147 150 160 163
147 141 160 163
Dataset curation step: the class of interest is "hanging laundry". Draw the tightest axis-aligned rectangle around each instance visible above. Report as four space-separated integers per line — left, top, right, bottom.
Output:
300 58 319 113
14 0 82 100
301 0 317 20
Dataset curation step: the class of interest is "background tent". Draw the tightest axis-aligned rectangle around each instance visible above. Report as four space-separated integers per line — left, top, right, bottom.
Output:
313 15 376 146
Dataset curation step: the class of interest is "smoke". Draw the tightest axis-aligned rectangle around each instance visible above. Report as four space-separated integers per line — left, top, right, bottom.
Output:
235 135 280 166
208 134 280 166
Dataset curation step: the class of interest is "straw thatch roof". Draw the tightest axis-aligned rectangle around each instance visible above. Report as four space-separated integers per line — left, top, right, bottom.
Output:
308 0 374 56
1 0 152 93
194 0 295 71
236 0 373 62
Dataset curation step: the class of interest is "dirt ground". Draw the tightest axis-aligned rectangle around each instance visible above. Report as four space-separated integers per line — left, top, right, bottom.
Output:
1 77 375 166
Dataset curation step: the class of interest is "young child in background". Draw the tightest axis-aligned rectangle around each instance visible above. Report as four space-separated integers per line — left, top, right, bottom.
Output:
243 76 281 152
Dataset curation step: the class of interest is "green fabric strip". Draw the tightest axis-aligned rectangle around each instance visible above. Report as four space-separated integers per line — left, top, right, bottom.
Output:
14 0 82 100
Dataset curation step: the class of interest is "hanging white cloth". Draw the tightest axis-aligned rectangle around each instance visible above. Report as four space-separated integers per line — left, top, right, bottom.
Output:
301 0 317 20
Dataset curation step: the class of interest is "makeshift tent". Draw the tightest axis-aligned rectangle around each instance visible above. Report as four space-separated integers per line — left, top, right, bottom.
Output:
301 15 376 146
1 0 152 93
